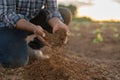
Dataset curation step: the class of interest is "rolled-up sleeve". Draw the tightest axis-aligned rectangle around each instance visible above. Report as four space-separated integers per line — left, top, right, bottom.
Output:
44 0 63 21
0 0 27 28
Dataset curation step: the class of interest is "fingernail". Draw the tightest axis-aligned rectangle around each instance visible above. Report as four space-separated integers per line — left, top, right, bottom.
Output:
67 32 70 36
42 33 45 37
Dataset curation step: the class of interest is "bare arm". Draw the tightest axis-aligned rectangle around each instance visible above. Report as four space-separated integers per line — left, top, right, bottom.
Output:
16 19 43 35
16 19 47 45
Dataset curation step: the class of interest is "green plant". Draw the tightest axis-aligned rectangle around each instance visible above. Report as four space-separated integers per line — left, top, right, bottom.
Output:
110 26 120 38
72 17 92 22
92 28 103 43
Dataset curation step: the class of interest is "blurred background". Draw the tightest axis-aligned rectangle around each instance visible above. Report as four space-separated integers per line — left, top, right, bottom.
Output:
57 0 120 63
58 0 120 22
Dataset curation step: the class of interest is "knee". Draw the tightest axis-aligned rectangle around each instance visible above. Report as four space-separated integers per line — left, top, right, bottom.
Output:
1 58 28 68
13 58 28 68
59 7 72 25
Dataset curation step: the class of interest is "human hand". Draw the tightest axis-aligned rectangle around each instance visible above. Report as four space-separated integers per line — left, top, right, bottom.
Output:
16 19 49 46
33 25 49 46
53 22 69 44
48 18 69 44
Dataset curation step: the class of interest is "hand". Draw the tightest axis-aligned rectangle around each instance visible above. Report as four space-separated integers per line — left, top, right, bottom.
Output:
16 19 49 46
53 22 69 44
33 25 49 46
33 25 45 37
48 17 69 44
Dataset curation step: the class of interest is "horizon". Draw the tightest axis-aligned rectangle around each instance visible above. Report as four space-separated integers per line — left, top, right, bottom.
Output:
58 0 120 21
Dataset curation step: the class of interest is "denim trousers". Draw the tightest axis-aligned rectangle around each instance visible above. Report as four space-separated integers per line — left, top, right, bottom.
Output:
0 28 28 68
0 8 71 68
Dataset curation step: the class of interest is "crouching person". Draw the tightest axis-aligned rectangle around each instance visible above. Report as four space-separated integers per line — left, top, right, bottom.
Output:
0 0 72 68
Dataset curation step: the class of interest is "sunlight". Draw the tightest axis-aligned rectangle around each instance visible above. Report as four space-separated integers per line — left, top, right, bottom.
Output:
77 0 120 21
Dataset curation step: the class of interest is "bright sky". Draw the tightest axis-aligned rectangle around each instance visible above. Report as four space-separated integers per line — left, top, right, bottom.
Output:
58 0 120 21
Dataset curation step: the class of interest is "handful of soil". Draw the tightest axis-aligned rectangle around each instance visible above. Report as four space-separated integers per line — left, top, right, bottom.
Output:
44 29 67 48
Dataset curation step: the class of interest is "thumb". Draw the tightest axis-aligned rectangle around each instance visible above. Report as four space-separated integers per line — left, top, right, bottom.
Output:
36 25 46 37
52 26 58 34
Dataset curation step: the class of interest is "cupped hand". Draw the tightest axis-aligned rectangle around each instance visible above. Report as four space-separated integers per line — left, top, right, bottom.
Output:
49 17 70 44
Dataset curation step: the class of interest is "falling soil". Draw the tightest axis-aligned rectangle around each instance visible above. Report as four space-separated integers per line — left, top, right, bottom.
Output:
44 29 67 48
0 22 120 80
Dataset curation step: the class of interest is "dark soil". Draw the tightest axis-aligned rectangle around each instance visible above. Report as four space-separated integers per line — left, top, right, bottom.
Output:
0 22 120 80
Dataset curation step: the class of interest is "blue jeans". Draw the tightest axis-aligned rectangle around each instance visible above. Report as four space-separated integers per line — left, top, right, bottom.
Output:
0 28 28 68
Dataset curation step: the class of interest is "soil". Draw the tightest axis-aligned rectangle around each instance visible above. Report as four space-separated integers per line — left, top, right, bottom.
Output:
44 29 67 48
0 22 120 80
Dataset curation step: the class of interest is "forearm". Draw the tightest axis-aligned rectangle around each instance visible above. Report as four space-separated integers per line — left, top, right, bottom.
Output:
16 19 37 33
48 17 62 28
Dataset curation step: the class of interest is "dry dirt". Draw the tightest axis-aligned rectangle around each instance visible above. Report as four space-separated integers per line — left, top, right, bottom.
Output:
0 22 120 80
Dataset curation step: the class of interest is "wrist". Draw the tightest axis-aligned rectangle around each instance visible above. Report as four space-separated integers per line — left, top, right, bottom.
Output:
29 24 37 33
16 19 37 33
48 17 62 28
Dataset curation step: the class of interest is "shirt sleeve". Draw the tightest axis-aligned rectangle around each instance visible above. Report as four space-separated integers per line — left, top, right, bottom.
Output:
0 0 27 28
44 0 63 21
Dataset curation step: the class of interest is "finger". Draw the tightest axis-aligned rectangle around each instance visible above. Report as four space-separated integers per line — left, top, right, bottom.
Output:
34 29 45 37
38 26 46 37
66 31 70 36
40 31 45 37
53 27 57 34
64 37 68 44
65 26 70 35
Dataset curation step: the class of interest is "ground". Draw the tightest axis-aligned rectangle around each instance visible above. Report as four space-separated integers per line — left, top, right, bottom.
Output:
0 21 120 80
